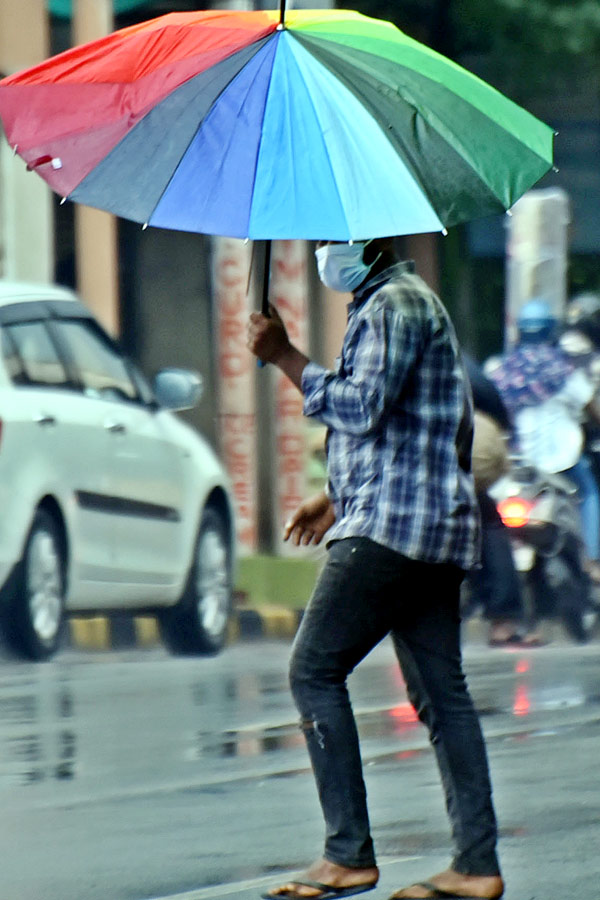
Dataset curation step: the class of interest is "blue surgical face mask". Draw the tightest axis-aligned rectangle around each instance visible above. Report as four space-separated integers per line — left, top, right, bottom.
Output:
315 240 379 293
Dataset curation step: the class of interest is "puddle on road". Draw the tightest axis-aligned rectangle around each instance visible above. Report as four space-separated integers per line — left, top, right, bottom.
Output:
190 656 600 760
1 655 599 788
0 673 76 787
195 703 423 759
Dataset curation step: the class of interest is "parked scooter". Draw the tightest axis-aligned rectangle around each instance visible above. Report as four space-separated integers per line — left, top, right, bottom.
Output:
491 462 597 642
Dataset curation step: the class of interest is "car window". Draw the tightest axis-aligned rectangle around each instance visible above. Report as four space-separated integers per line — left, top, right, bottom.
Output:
55 319 139 403
128 360 155 406
4 322 69 387
1 329 27 383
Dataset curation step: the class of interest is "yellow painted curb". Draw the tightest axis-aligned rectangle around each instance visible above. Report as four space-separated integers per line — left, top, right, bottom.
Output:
226 615 240 645
255 605 298 638
69 617 111 650
134 616 160 647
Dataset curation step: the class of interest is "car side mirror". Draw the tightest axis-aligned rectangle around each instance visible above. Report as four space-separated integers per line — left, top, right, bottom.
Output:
153 368 203 411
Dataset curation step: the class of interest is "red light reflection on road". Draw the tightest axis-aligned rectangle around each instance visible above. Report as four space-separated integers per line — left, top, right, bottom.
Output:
513 683 531 717
388 702 419 734
515 659 530 674
395 749 419 761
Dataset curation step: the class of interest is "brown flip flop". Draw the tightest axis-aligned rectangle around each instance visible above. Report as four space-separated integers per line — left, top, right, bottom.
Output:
261 880 377 899
388 882 499 900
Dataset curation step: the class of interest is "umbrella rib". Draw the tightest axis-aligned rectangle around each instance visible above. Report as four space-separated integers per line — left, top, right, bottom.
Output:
244 36 281 240
142 37 277 229
291 35 458 221
294 34 550 216
280 31 353 239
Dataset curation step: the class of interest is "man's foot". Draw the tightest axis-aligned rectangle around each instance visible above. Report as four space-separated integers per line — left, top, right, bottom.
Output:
488 621 522 646
388 868 504 899
261 858 379 899
519 630 546 647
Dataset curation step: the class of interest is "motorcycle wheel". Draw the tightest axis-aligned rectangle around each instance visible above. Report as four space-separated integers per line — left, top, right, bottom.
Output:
531 535 593 643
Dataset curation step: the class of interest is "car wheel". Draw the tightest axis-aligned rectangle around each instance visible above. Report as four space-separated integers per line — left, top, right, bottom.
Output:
159 507 232 656
1 509 66 660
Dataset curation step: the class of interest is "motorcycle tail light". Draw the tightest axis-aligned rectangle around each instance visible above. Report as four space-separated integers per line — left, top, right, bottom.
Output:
497 496 533 528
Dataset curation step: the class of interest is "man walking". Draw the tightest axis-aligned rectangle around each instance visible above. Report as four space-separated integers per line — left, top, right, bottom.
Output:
247 238 504 900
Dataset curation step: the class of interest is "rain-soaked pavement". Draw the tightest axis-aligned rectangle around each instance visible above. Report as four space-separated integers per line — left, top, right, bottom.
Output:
0 634 599 900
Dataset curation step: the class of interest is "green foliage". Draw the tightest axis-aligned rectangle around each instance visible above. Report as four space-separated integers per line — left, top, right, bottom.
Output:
455 0 600 56
353 0 600 98
453 0 600 98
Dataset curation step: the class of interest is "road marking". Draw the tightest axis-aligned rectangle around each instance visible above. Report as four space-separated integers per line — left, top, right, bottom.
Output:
146 857 424 900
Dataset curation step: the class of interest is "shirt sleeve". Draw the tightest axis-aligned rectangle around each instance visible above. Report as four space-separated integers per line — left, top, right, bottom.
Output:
301 300 422 436
561 368 594 409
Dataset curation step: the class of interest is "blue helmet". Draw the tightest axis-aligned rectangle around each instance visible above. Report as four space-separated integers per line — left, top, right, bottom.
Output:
517 298 557 344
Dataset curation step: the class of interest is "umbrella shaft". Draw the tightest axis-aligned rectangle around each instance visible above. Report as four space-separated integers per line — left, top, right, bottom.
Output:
262 240 271 317
279 0 286 26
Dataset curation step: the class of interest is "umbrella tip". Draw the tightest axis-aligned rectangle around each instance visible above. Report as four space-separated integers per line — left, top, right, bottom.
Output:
142 222 149 231
442 228 448 236
60 197 67 205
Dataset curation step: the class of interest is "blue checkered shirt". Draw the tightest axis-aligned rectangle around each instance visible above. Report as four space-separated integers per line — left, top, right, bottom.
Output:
302 262 480 570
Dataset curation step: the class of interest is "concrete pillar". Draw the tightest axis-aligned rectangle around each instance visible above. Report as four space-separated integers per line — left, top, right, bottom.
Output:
213 236 259 555
0 0 53 282
505 188 570 347
72 0 119 335
269 240 310 555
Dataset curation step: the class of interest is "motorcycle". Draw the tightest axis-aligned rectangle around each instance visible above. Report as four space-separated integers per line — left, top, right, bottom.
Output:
491 463 597 642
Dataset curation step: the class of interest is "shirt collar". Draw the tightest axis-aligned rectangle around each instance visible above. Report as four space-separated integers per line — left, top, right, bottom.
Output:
350 260 416 310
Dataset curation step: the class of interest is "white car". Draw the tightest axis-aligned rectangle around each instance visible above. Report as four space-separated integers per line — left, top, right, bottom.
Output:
0 281 236 660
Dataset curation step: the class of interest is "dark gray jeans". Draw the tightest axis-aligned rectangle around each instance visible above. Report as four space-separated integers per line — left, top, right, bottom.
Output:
289 537 500 876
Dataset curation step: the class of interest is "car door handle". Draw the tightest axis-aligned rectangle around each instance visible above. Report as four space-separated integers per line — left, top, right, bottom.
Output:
104 420 127 435
34 413 56 427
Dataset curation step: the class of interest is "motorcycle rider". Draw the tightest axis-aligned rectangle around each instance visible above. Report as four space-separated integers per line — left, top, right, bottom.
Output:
490 298 600 583
560 292 600 484
464 355 543 646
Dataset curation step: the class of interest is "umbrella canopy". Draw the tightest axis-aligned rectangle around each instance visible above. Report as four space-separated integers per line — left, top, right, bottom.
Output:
0 8 554 240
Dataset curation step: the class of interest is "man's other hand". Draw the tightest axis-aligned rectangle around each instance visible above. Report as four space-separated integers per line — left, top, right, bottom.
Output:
284 491 336 546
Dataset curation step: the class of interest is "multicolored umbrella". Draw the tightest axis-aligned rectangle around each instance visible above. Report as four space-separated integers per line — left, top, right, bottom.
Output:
0 6 554 241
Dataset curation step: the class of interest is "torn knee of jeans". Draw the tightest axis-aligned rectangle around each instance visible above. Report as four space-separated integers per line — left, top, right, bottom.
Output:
299 717 325 749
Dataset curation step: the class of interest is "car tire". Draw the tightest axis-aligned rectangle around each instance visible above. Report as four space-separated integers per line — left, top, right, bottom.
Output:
159 507 232 656
0 509 66 661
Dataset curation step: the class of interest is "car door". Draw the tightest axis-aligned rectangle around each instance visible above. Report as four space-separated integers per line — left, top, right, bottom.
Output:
52 318 187 599
1 316 116 594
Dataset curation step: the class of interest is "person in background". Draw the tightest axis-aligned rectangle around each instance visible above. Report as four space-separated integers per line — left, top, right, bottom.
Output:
464 355 543 646
247 238 503 900
560 292 600 485
490 298 600 583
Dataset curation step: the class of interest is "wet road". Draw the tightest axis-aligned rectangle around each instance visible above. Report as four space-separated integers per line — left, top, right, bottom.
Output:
0 637 599 900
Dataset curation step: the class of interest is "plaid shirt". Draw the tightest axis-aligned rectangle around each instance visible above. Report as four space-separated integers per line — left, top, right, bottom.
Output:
302 262 480 570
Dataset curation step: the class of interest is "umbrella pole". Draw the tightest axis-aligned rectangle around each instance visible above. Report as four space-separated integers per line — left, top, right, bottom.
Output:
261 239 272 317
256 240 272 368
279 1 286 27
